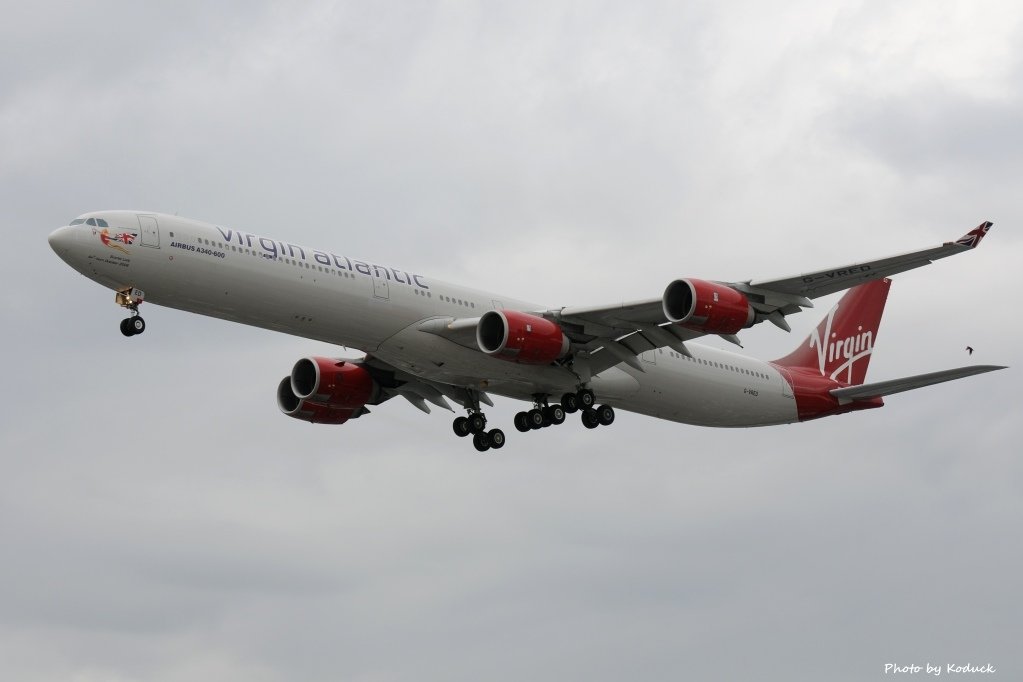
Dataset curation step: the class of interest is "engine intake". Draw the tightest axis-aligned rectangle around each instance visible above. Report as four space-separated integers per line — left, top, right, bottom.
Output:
277 378 358 424
278 357 378 424
290 357 377 406
662 278 754 335
477 310 570 365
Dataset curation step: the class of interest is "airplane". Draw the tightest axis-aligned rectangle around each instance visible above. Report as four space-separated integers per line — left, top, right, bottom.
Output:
48 212 1006 451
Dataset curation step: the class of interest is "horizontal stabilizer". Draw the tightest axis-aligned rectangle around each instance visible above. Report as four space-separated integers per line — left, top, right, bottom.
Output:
830 365 1007 403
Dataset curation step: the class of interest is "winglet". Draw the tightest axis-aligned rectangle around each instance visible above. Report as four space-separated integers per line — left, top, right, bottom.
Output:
952 221 993 249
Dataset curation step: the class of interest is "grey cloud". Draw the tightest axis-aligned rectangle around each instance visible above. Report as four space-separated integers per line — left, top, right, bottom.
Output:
3 1 1022 681
836 88 1023 176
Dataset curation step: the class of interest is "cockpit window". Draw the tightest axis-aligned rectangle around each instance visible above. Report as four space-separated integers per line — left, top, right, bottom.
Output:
96 218 109 227
70 218 85 225
86 218 97 226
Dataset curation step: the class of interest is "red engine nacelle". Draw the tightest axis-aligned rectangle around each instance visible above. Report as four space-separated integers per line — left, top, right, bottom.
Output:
277 378 357 424
662 278 754 335
476 310 570 365
277 357 378 424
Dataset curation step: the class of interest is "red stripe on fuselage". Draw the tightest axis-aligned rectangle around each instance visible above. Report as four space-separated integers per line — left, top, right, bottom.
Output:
772 366 884 421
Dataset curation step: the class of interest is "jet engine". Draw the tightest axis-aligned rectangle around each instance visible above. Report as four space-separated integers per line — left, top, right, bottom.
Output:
476 310 570 365
277 357 378 424
662 278 754 335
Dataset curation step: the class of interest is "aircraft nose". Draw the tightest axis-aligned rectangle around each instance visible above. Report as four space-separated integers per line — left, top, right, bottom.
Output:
48 226 79 260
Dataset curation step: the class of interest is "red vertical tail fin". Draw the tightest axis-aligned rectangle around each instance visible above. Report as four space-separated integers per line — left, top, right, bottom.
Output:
772 279 891 385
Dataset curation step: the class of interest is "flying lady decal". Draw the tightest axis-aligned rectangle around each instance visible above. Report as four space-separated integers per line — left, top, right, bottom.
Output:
95 227 138 255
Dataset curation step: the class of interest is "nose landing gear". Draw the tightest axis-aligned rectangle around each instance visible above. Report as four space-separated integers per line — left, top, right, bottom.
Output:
116 287 146 337
119 316 146 337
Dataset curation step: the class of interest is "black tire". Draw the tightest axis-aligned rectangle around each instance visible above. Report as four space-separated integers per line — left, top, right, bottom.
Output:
561 392 579 413
131 316 146 335
513 412 531 433
453 416 471 437
541 406 555 426
488 428 506 449
120 318 135 337
527 408 545 430
550 404 566 425
596 404 615 426
468 413 487 434
577 388 595 409
473 431 491 452
581 409 599 429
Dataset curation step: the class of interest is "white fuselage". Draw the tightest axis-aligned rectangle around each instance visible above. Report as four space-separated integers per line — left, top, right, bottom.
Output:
49 211 800 427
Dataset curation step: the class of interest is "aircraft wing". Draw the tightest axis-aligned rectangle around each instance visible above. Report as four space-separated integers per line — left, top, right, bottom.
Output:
744 221 993 299
547 222 993 377
830 365 1007 403
361 354 499 413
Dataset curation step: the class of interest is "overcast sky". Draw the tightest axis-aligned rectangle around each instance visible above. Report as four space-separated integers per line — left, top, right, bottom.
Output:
2 1 1021 680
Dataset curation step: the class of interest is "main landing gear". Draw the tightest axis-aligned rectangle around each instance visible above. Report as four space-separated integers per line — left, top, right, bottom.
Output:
452 387 615 452
452 402 505 453
581 403 616 429
513 388 615 434
116 287 146 337
513 394 567 433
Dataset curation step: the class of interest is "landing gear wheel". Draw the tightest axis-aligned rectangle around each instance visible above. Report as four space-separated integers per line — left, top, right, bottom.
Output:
120 318 135 337
513 412 531 433
130 316 146 335
596 404 615 426
453 416 471 437
581 409 600 429
576 388 595 409
561 392 579 413
548 404 566 425
526 408 545 430
473 431 491 452
488 428 506 449
468 413 487 434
